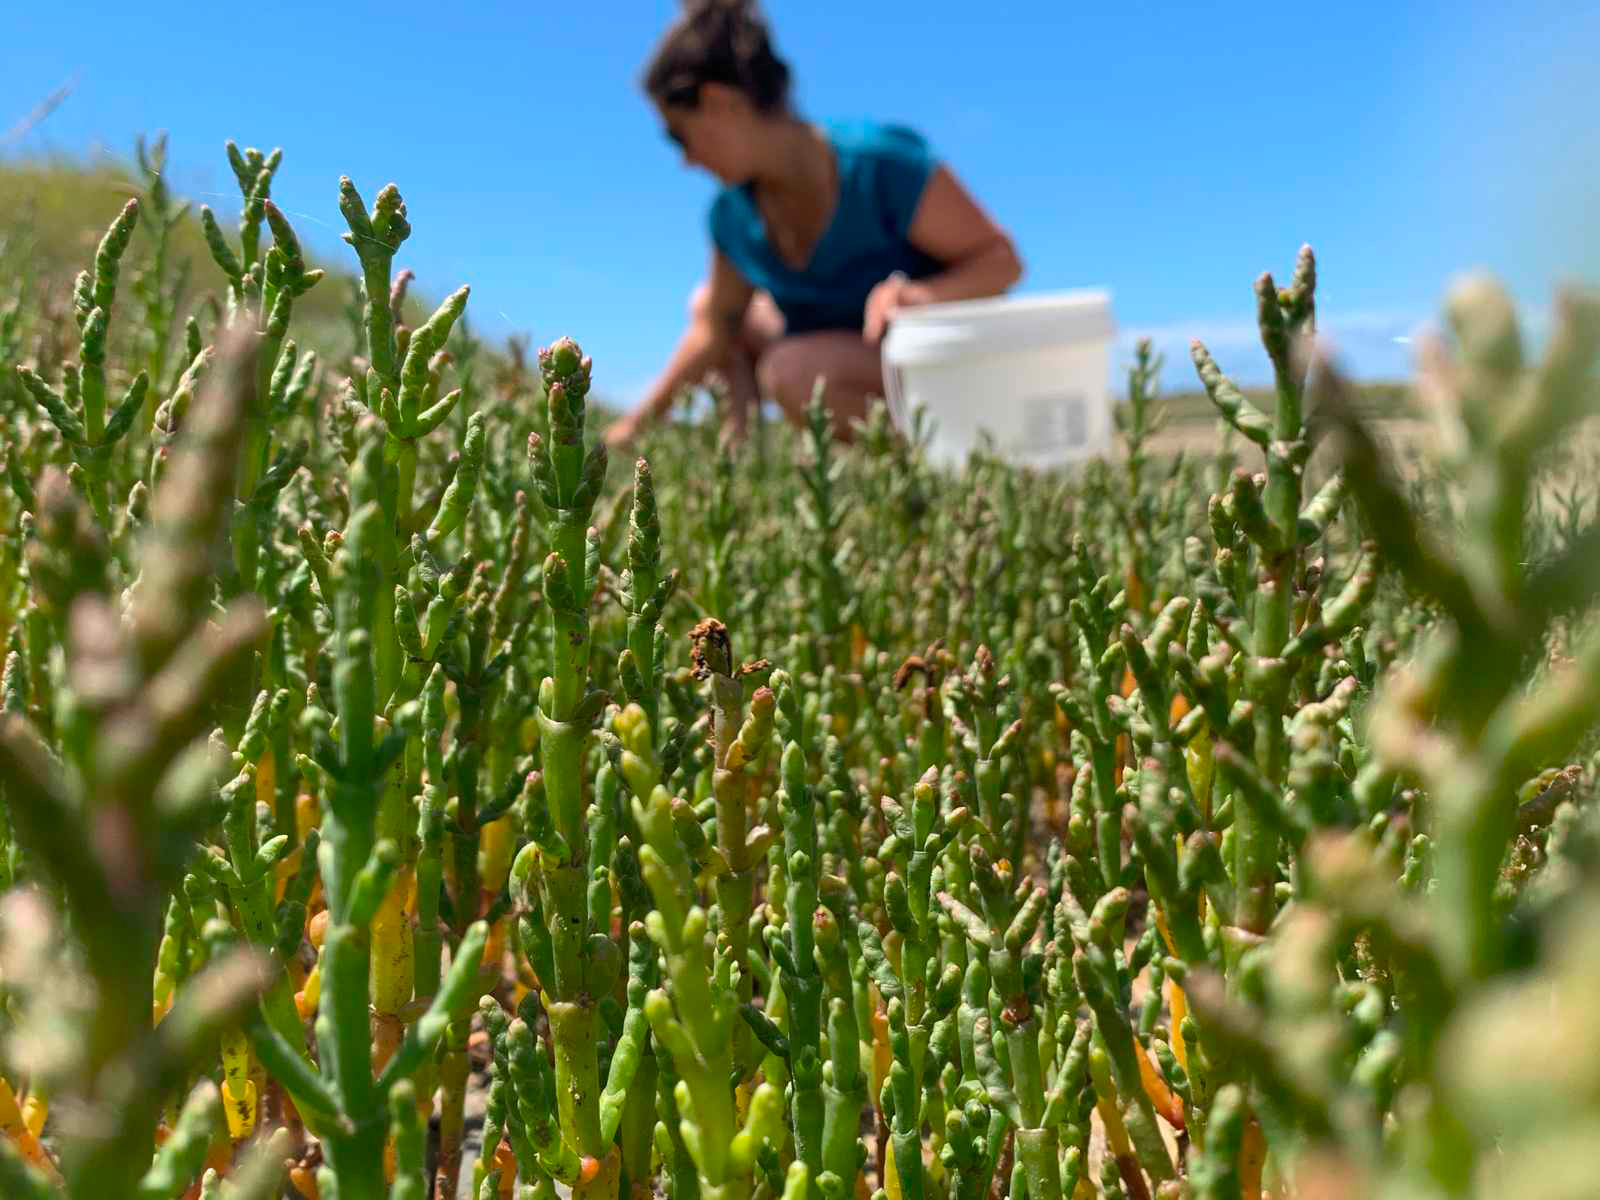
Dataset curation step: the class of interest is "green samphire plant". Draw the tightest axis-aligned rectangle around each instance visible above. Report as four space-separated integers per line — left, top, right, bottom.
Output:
1 133 1598 1200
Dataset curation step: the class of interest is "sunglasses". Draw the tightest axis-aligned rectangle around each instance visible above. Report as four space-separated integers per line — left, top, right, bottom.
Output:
660 82 700 150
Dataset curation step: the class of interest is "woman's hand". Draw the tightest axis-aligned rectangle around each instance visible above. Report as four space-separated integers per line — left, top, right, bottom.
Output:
603 409 645 451
864 272 931 343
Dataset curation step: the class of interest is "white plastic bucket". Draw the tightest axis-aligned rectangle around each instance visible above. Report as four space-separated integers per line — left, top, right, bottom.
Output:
881 290 1116 469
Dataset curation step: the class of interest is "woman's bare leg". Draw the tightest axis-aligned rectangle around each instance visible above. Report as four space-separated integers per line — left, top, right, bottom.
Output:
721 291 785 441
756 332 884 438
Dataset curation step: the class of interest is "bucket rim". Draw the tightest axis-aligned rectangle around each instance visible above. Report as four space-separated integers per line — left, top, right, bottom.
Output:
888 287 1113 327
883 288 1115 366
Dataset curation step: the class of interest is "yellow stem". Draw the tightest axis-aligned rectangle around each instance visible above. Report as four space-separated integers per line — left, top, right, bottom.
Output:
0 1076 59 1181
1136 1042 1184 1130
20 1092 45 1139
1240 1119 1267 1200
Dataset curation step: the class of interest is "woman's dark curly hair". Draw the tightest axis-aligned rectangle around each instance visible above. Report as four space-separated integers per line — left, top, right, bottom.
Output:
643 0 793 114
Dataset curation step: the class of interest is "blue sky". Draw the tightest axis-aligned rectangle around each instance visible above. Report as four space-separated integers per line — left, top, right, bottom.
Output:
4 1 1597 401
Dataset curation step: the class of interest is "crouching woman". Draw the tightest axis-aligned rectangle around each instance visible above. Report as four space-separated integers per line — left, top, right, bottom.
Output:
604 0 1023 448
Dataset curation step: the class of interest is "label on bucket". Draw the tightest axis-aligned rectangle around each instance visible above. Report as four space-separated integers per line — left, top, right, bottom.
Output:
1019 391 1091 455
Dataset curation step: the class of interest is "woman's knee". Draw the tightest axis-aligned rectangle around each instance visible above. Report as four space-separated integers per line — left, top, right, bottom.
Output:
688 281 714 323
691 285 776 362
759 335 882 410
755 339 820 410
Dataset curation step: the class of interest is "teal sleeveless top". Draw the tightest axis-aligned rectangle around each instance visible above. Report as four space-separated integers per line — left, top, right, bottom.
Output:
709 120 942 334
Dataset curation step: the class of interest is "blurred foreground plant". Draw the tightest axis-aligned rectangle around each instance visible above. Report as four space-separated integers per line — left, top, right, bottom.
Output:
2 135 1598 1200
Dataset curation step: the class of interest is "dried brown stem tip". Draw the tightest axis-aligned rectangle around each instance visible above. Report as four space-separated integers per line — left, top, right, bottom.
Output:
689 617 733 680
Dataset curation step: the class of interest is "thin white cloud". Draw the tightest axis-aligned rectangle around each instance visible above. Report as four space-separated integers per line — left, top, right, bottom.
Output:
1122 299 1558 386
1118 307 1440 384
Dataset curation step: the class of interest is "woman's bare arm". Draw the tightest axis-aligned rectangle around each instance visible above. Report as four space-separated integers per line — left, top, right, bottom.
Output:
864 166 1023 340
605 250 755 445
